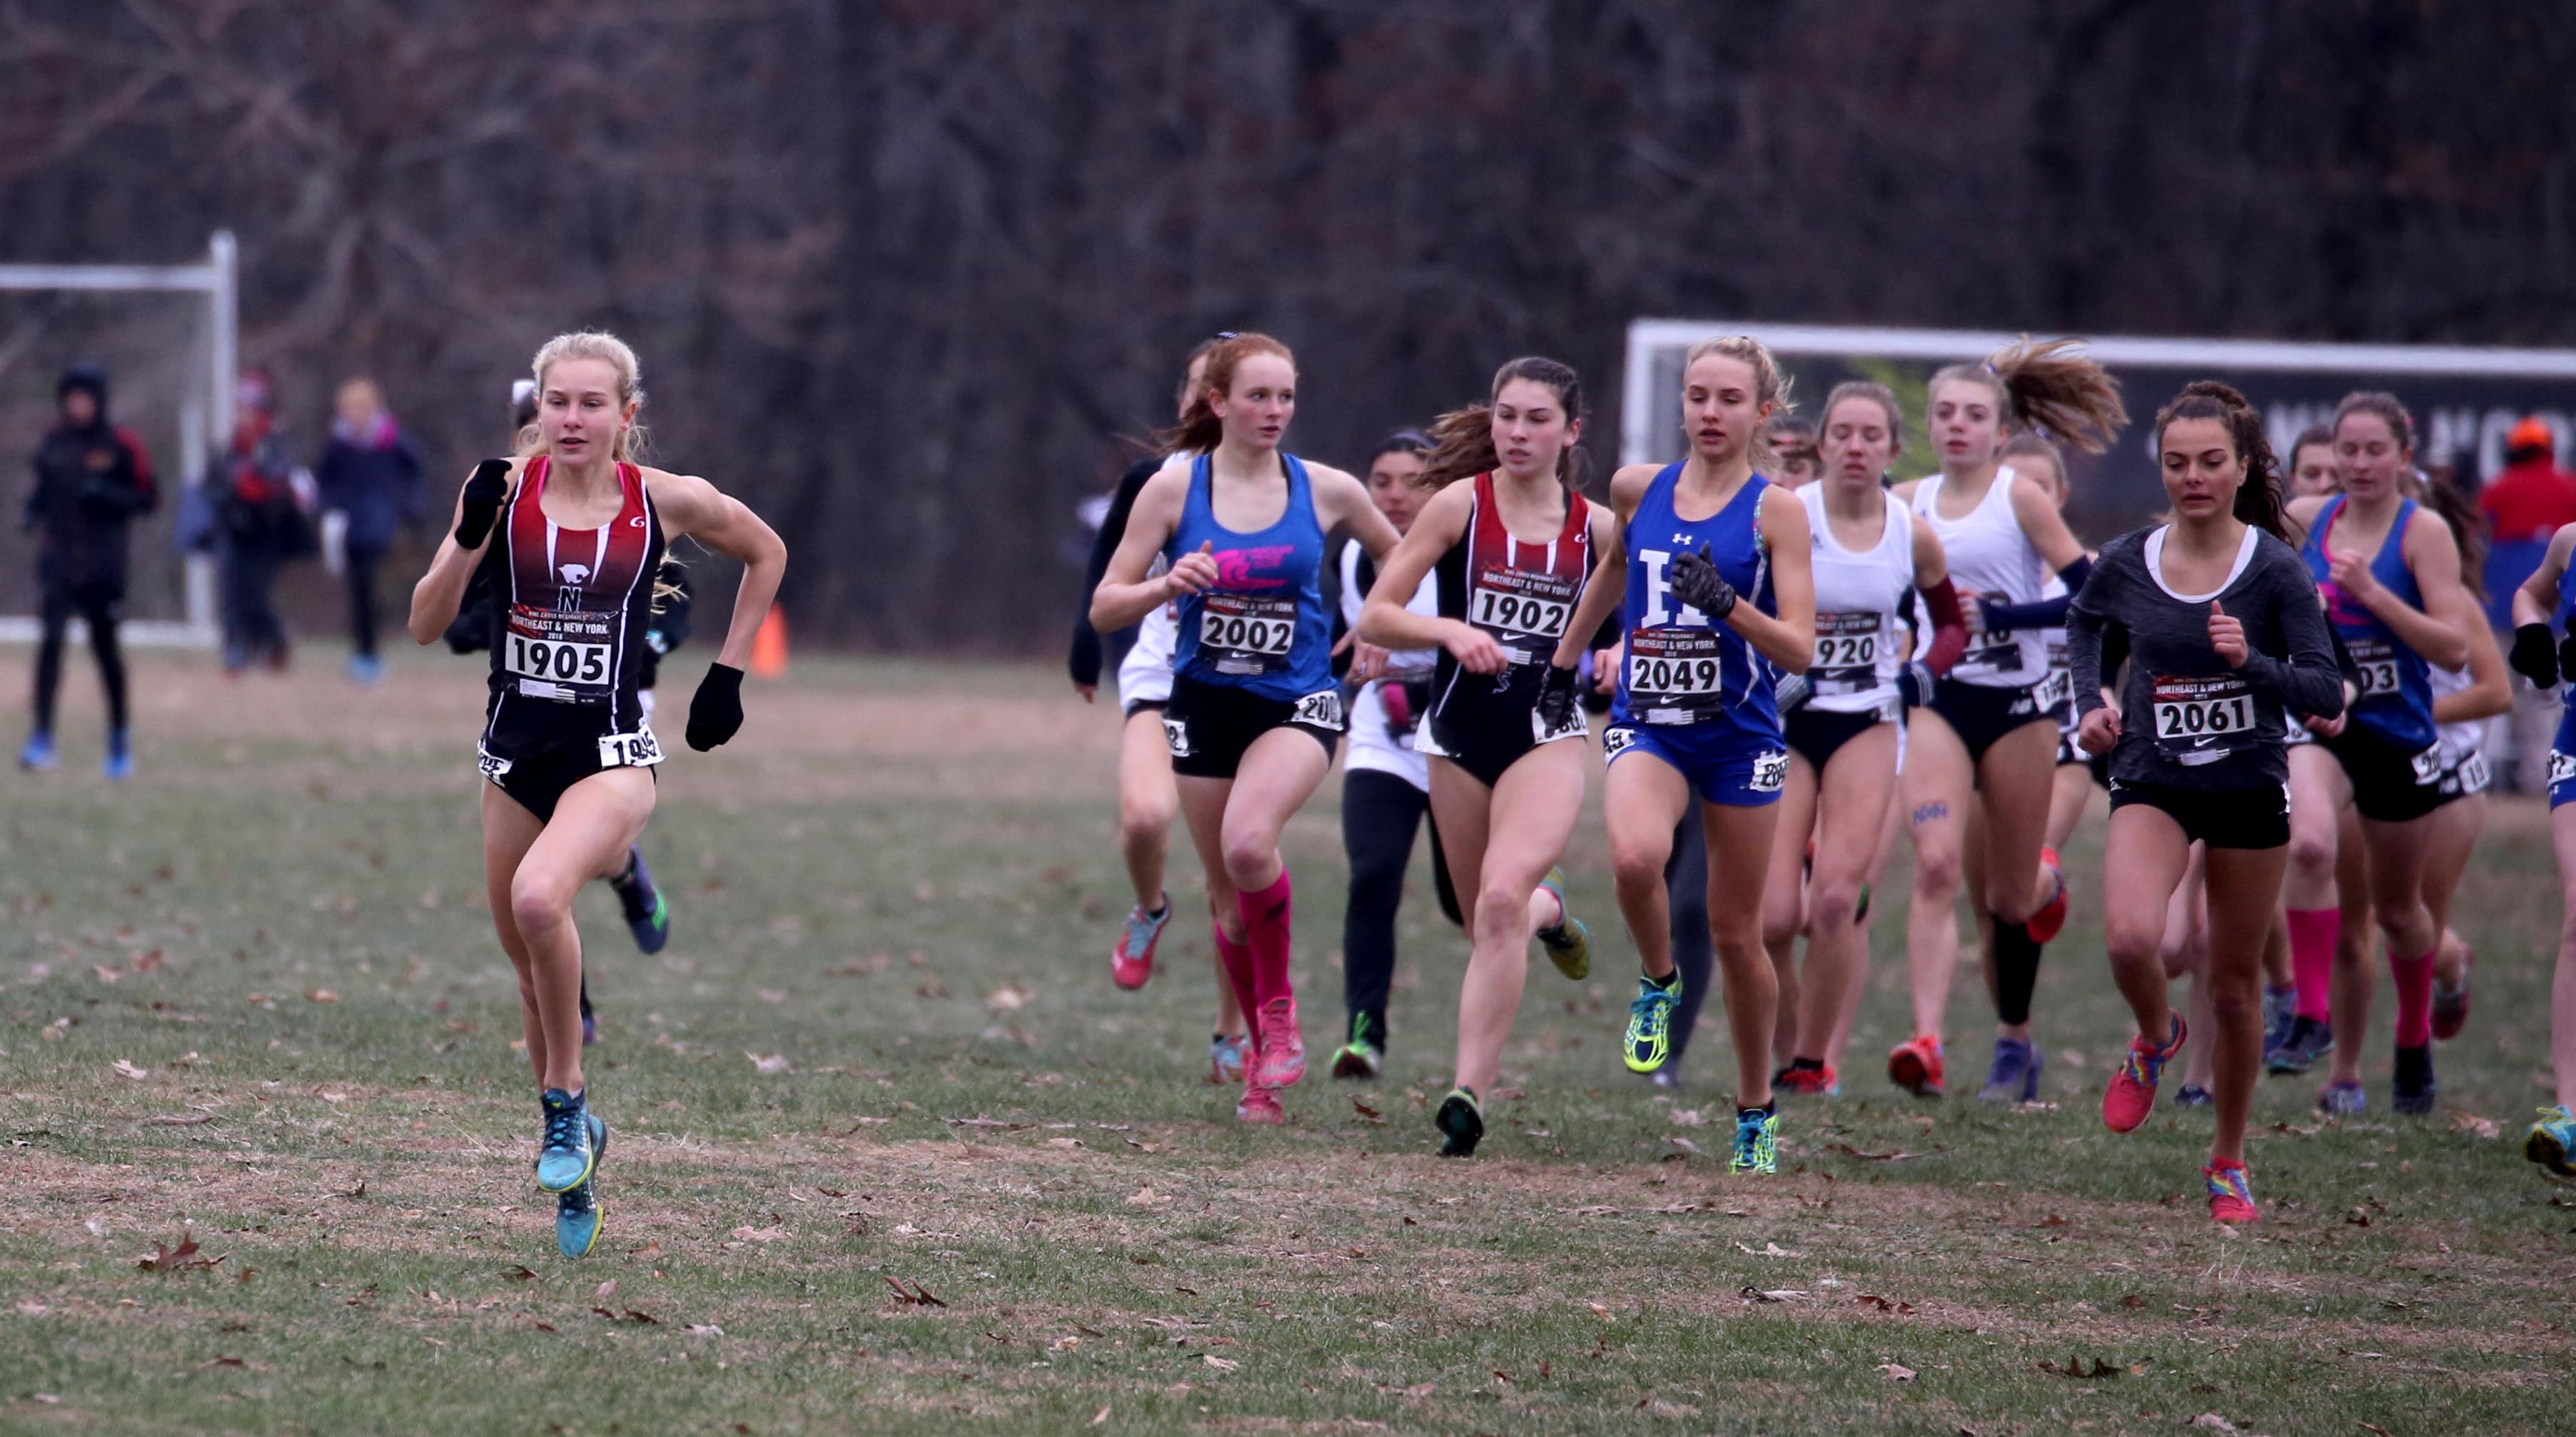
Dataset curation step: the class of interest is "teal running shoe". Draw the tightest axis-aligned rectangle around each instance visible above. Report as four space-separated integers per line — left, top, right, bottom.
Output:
1622 974 1680 1074
555 1114 607 1258
535 1089 597 1193
610 847 670 955
1727 1106 1779 1175
1534 867 1590 981
1435 1086 1484 1158
2526 1105 2576 1177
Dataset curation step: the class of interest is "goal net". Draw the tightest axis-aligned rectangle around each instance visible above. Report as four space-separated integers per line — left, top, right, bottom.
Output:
0 233 234 647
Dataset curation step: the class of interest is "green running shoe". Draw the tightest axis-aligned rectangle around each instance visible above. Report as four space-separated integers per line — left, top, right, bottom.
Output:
555 1114 607 1259
2527 1105 2576 1177
1622 974 1680 1074
535 1088 597 1194
1534 867 1590 980
610 847 670 955
1435 1086 1484 1157
1727 1105 1779 1175
1330 1013 1384 1081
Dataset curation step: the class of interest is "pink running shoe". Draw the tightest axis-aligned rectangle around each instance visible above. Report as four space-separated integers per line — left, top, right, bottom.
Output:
1235 1085 1285 1124
2102 1014 2187 1134
2027 847 2069 944
1251 997 1306 1089
2203 1160 2259 1224
1111 894 1171 991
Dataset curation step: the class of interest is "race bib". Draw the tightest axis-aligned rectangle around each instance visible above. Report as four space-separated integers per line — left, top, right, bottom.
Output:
597 728 665 770
1625 628 1729 725
2550 750 2576 787
2150 674 2256 765
1198 593 1298 675
476 745 512 779
2447 751 2489 797
1162 714 1194 757
504 600 620 702
1290 689 1345 732
1810 611 1882 697
2346 637 2401 701
1469 584 1572 644
1532 695 1590 745
1749 749 1788 794
2031 667 2074 715
1957 609 2022 676
1600 725 1640 764
2407 743 2443 785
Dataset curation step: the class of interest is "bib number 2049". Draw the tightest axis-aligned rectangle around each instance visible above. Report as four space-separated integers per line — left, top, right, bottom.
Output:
507 635 610 685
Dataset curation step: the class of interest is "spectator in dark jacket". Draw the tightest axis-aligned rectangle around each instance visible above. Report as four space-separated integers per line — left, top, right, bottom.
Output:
21 362 154 777
314 376 425 684
214 373 309 675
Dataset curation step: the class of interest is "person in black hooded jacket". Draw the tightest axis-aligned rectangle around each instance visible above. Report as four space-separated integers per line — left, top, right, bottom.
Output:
21 363 156 777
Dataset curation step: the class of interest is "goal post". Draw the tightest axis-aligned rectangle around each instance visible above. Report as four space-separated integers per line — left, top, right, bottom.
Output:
0 231 233 647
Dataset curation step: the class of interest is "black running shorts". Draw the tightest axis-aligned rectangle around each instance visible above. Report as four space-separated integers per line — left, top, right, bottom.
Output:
1163 675 1341 780
1927 677 2057 765
2320 723 2444 825
2108 780 2290 850
1784 705 1892 776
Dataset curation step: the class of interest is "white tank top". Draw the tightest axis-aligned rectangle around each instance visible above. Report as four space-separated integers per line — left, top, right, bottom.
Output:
1912 465 2046 687
1801 485 1914 715
2427 662 2482 762
1339 542 1439 790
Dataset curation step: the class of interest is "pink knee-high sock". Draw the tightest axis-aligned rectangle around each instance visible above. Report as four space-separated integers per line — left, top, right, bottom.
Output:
1211 921 1258 1043
1236 869 1295 1009
2389 947 2436 1049
2287 908 2338 1022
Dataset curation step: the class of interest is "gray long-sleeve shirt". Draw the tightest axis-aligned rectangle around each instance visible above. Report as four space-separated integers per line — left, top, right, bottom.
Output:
2068 524 2345 792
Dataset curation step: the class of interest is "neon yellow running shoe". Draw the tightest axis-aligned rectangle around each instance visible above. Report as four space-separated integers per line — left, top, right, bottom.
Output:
1727 1106 1779 1175
1622 974 1680 1074
1535 867 1590 981
2527 1105 2576 1177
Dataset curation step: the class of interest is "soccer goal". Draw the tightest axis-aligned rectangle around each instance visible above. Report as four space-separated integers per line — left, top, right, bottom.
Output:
0 231 235 647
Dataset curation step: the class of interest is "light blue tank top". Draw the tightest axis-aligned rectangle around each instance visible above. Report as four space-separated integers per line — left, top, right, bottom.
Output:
2300 494 2434 750
1166 453 1332 702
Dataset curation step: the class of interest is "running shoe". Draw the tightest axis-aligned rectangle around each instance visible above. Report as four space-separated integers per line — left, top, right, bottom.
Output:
580 977 597 1048
2392 1044 2436 1116
1622 974 1680 1074
2102 1015 2186 1134
1978 1037 2044 1104
1330 1014 1383 1081
1533 868 1590 981
2174 1083 2213 1108
2260 986 2297 1060
1435 1086 1484 1157
1886 1034 1945 1099
1853 882 1871 925
2525 1105 2576 1177
1111 894 1171 991
555 1114 607 1259
16 732 54 772
2026 847 2069 944
609 847 670 955
347 653 385 686
2318 1079 2367 1116
534 1088 596 1194
2267 1016 2332 1075
1251 997 1306 1089
2203 1160 2259 1224
1773 1062 1836 1097
1234 1084 1284 1125
2431 953 2471 1042
1208 1034 1251 1084
101 728 131 782
1727 1106 1780 1175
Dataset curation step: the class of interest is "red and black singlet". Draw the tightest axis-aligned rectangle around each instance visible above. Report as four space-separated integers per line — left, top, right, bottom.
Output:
1426 471 1595 747
480 455 666 752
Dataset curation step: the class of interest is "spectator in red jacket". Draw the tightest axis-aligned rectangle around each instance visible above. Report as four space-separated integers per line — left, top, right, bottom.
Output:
2482 416 2576 545
20 363 154 777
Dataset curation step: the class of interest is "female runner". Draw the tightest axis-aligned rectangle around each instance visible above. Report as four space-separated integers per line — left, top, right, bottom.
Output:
1073 343 1251 1081
1888 339 2123 1101
1762 381 1965 1096
1330 430 1467 1081
2272 424 2354 1074
1357 359 1606 1154
2409 475 2508 1040
1538 336 1816 1174
2290 393 2478 1116
2071 381 2340 1224
1090 333 1401 1124
408 331 786 1259
2506 524 2576 1174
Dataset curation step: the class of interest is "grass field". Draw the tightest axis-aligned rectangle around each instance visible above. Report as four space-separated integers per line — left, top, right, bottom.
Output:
2 646 2571 1435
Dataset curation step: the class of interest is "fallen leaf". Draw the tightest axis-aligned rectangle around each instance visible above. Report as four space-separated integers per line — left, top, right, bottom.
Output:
729 1226 788 1243
111 1059 148 1081
884 1276 945 1306
744 1052 792 1075
1740 1286 1807 1303
2355 1423 2392 1437
1644 1400 1701 1417
500 1265 537 1282
1877 1363 1916 1381
686 1323 725 1336
594 1280 617 1300
2446 1111 2502 1140
336 1180 367 1201
1351 1099 1384 1124
196 1356 245 1371
1490 1086 1525 1101
93 964 123 984
1669 1107 1707 1127
1126 1186 1170 1206
305 989 338 1004
1201 1354 1238 1372
984 984 1034 1012
1825 1142 1917 1161
140 1110 217 1126
756 989 788 1004
136 1234 224 1273
1586 1301 1614 1321
2192 1416 2238 1432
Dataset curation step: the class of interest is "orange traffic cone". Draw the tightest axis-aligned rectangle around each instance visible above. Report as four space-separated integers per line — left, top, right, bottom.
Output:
749 605 789 679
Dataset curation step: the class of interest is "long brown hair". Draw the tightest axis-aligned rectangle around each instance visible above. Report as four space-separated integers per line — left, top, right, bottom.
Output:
2152 380 2284 540
2331 390 2416 455
1930 336 2127 455
2404 465 2487 604
1418 356 1587 492
1154 333 1294 456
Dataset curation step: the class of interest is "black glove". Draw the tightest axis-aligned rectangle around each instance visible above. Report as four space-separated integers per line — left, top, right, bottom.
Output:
453 459 512 548
1774 672 1813 715
1668 543 1737 620
685 662 746 751
2558 630 2576 692
1536 662 1582 736
1896 661 1934 709
2516 622 2563 686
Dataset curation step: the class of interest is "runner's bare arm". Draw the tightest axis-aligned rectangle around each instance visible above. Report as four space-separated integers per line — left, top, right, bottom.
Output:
1312 463 1402 561
1355 483 1473 653
1722 485 1815 672
648 470 788 672
1091 465 1195 632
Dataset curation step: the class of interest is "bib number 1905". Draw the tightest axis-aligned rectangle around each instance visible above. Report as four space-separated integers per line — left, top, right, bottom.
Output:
507 635 610 685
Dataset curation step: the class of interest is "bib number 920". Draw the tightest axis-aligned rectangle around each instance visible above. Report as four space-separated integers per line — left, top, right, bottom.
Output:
507 635 610 685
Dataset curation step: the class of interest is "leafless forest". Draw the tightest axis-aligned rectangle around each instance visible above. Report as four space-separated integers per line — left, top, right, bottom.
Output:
4 1 2570 644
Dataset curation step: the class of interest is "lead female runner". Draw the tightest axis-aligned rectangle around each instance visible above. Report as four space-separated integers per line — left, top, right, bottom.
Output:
409 331 787 1257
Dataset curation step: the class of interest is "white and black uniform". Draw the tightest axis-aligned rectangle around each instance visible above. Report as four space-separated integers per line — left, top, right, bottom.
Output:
1913 467 2065 761
1338 542 1438 792
2427 664 2489 802
1116 601 1179 715
1789 484 1910 773
2066 525 2345 849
